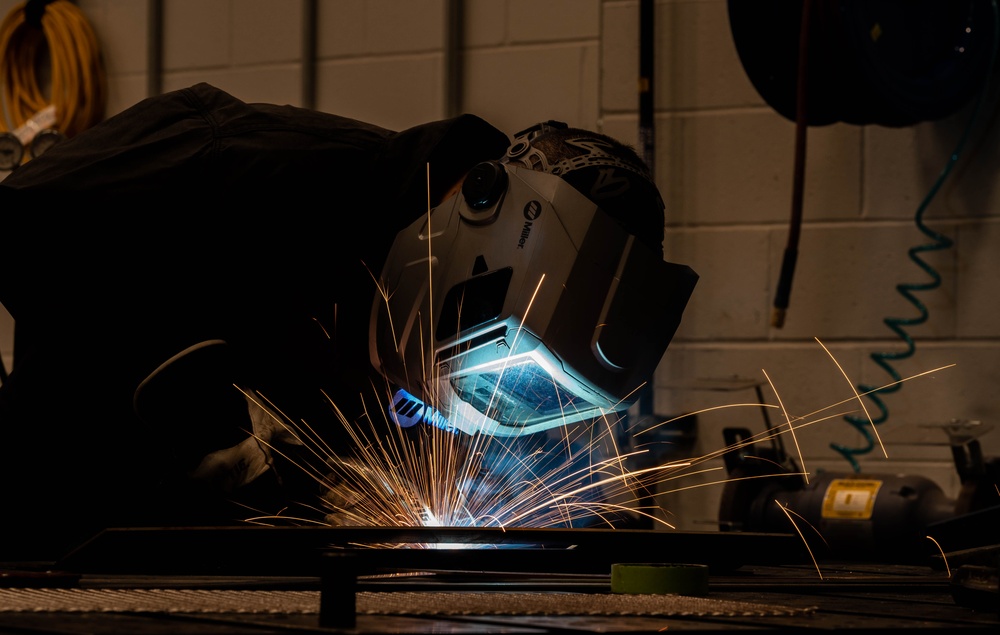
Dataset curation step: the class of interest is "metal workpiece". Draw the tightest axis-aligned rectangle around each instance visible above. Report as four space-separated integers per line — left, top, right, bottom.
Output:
54 525 809 577
2 546 996 633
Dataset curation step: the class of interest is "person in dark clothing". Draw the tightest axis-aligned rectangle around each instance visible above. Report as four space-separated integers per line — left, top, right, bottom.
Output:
0 82 695 562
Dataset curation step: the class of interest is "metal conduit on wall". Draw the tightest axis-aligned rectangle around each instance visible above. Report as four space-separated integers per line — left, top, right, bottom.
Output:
145 0 320 107
444 0 463 118
147 0 161 97
302 0 317 109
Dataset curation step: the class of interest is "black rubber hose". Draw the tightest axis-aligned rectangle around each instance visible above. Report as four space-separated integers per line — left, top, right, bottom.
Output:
771 0 812 329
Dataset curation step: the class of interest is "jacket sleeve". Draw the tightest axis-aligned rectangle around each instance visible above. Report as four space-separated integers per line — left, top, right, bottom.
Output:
1 83 221 197
0 82 396 201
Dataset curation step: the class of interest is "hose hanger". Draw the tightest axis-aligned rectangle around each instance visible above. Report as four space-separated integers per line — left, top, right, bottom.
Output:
0 0 107 168
0 103 64 170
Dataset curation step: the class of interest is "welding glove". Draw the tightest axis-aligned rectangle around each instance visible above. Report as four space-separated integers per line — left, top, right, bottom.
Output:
187 391 303 493
318 458 370 526
133 339 302 498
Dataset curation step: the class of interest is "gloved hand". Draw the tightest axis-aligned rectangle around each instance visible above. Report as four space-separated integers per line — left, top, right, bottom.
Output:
319 458 372 526
188 390 303 494
133 339 303 495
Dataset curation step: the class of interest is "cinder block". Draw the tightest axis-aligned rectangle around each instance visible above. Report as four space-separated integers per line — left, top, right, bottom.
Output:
317 0 366 57
955 220 1000 338
80 0 150 76
927 102 1000 219
233 0 302 65
864 105 994 220
366 0 443 53
661 227 772 340
598 116 641 149
463 44 599 134
601 0 761 113
464 0 506 48
675 112 861 226
319 0 443 57
104 75 149 117
162 0 231 70
316 57 442 130
509 0 598 43
849 342 1000 459
770 222 957 340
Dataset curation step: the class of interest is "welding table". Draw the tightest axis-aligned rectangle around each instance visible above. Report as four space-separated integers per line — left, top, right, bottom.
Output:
1 526 997 633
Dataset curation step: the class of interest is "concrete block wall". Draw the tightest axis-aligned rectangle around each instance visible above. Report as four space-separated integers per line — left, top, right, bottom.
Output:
1 0 998 532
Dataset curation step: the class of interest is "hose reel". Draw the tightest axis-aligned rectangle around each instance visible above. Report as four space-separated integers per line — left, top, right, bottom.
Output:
728 0 997 127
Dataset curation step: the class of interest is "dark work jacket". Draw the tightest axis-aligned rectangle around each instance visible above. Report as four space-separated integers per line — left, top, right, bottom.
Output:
0 83 510 561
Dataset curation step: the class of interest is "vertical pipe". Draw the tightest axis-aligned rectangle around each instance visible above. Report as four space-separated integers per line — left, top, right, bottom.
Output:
147 0 163 97
444 0 463 117
771 0 812 329
302 0 317 110
635 0 657 529
638 0 655 175
637 0 655 419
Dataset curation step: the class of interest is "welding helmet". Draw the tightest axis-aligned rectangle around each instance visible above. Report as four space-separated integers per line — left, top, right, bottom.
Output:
370 121 698 437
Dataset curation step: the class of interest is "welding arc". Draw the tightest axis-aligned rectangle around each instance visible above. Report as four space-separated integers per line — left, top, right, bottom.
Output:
770 0 811 329
0 0 107 140
831 0 1000 473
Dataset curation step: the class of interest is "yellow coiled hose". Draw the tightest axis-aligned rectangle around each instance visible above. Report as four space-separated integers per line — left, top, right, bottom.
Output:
0 0 106 140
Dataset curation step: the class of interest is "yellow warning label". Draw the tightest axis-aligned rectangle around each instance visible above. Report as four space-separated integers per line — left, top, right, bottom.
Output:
821 479 882 519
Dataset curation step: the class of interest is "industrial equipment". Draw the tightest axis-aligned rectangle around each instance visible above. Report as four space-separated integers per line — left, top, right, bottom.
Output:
718 419 1000 563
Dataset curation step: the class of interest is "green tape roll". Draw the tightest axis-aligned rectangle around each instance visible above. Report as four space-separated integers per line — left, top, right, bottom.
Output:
610 563 709 596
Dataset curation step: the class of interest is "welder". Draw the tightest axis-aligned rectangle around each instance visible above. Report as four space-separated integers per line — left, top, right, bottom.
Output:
0 82 696 561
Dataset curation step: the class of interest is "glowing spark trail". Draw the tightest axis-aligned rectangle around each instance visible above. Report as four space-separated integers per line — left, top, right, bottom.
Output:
241 159 959 548
761 367 808 484
776 500 823 580
814 336 887 459
243 346 955 545
925 535 950 578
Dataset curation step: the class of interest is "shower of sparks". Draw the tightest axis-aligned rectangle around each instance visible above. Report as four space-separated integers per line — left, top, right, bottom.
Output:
242 343 956 545
249 382 697 533
237 165 957 543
